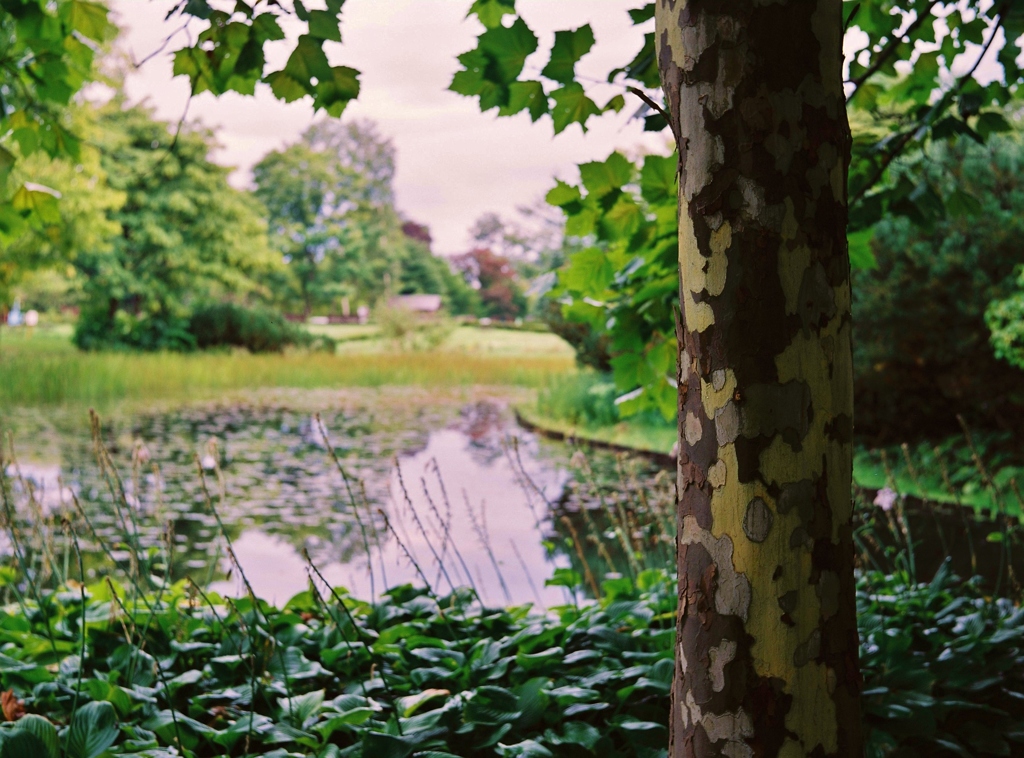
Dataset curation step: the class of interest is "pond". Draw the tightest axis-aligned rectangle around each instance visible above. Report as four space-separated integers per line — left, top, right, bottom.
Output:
1 388 675 607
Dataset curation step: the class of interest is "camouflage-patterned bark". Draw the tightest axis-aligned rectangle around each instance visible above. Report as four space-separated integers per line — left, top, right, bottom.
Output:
655 2 863 756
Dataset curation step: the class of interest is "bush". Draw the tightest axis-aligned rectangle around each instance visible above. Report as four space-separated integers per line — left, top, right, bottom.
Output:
853 135 1024 439
188 302 332 353
73 305 196 352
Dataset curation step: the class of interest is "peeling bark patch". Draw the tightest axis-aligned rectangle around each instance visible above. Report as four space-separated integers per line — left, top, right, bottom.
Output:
743 497 773 542
794 629 822 668
708 639 738 692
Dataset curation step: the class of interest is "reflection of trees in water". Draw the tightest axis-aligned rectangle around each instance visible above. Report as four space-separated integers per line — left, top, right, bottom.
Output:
5 401 461 587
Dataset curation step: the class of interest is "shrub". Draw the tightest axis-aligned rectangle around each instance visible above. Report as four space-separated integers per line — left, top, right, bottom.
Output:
73 305 196 352
188 302 332 353
853 135 1024 439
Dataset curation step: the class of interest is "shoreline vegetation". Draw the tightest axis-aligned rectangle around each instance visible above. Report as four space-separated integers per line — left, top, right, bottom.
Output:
0 325 575 409
2 424 1023 758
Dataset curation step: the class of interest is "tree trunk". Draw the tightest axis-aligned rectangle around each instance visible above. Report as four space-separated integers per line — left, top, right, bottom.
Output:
655 2 862 756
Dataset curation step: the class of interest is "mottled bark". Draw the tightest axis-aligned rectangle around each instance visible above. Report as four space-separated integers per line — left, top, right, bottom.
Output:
656 2 862 756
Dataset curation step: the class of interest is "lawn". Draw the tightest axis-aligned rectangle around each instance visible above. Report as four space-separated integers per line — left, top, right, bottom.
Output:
0 324 576 408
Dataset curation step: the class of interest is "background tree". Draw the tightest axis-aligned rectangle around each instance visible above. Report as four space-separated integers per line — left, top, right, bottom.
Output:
73 101 279 351
452 247 527 321
253 120 476 316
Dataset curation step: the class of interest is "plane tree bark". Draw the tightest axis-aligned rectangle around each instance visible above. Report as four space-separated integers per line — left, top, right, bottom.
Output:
655 2 863 756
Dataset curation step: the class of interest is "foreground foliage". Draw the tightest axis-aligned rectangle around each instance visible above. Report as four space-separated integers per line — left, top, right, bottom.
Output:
0 564 1021 758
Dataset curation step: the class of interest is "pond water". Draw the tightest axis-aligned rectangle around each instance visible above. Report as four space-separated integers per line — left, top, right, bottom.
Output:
2 388 674 607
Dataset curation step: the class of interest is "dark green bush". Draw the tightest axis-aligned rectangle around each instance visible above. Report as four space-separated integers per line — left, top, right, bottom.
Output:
73 305 196 352
188 302 332 353
853 136 1024 440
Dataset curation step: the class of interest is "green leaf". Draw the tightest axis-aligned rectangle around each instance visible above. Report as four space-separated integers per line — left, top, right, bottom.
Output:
541 25 595 84
579 151 632 198
284 35 332 84
550 83 601 134
847 228 877 271
64 701 119 758
360 731 416 758
66 1 115 42
308 10 342 41
546 180 581 208
397 688 450 717
0 147 15 183
946 189 982 218
629 5 655 24
12 184 62 225
499 80 548 121
478 17 538 84
497 740 553 758
549 721 601 750
469 0 516 29
267 70 310 102
0 730 50 758
279 689 325 725
976 111 1012 140
11 715 59 758
313 66 361 116
640 152 676 204
464 686 522 725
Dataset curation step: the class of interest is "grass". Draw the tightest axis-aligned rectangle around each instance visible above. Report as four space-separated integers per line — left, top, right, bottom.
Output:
0 325 575 408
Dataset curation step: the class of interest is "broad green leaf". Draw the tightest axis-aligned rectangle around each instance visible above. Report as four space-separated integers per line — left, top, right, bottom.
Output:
478 17 538 84
628 5 655 24
640 153 677 204
579 151 633 198
548 720 601 750
550 83 601 134
847 228 876 271
308 10 342 41
562 248 613 292
946 189 982 218
11 715 59 758
279 689 325 725
64 701 119 758
469 0 516 29
0 147 15 183
66 1 116 42
499 80 548 121
267 70 310 102
284 35 332 84
545 180 581 208
541 25 595 84
976 111 1012 140
0 729 50 758
314 66 361 116
464 686 522 725
397 688 449 717
497 740 553 757
360 731 417 758
12 184 62 225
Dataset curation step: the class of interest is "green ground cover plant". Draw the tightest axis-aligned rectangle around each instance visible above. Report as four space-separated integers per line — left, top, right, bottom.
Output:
2 433 1024 758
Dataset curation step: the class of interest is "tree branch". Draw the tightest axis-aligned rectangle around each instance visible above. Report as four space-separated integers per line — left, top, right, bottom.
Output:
628 86 670 124
847 0 943 100
850 3 1008 209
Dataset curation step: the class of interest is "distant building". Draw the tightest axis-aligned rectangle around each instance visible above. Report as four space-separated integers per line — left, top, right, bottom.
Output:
389 294 443 314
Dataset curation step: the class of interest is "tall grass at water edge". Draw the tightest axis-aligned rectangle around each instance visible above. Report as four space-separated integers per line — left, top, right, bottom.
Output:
2 420 1024 757
0 350 574 407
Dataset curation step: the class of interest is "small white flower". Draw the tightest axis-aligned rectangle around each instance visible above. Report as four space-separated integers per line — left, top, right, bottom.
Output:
874 487 898 512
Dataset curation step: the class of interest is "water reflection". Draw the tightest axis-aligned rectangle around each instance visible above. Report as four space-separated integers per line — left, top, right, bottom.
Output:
2 391 592 605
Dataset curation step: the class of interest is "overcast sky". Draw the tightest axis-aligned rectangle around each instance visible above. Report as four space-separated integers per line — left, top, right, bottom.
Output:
110 1 668 255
